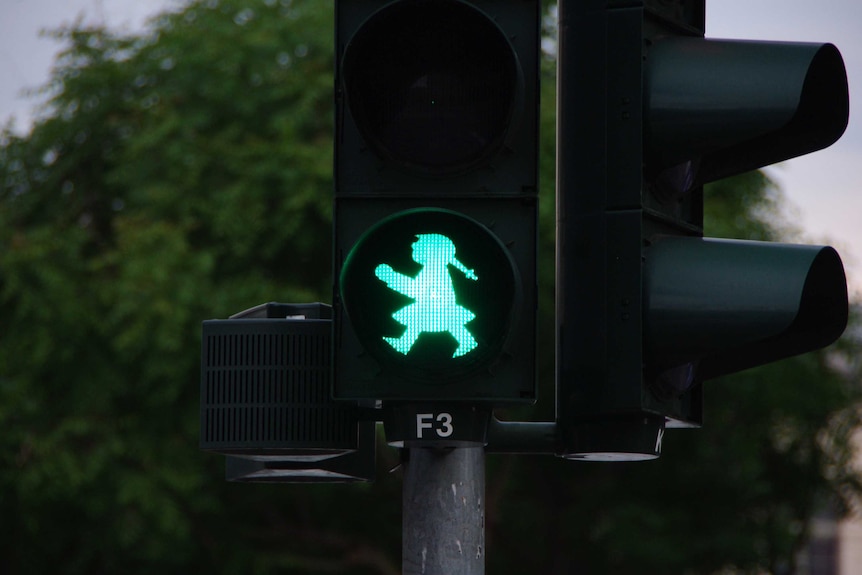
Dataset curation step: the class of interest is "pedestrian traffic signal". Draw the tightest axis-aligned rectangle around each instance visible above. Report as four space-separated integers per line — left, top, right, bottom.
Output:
333 0 540 403
340 208 519 378
556 0 849 460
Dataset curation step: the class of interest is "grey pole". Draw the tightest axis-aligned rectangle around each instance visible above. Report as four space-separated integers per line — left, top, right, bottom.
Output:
402 447 485 575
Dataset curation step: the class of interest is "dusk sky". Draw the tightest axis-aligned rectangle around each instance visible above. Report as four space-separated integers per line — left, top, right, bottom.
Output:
3 0 860 297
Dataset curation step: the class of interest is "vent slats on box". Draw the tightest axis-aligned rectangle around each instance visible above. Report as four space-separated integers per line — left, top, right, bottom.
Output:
200 319 357 455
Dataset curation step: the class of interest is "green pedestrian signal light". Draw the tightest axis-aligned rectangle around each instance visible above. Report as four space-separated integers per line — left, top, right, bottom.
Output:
375 233 480 358
339 208 520 387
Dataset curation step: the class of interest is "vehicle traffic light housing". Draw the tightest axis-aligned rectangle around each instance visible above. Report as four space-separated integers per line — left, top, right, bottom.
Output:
556 0 849 460
333 0 540 403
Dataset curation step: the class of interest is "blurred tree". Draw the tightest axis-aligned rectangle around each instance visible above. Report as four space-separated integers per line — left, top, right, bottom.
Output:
1 2 401 574
0 1 859 574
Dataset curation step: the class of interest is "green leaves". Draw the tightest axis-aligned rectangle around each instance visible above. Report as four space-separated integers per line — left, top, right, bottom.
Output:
0 2 342 572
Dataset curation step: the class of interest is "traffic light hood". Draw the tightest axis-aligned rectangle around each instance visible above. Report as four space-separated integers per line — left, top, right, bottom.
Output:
645 39 849 188
644 237 848 384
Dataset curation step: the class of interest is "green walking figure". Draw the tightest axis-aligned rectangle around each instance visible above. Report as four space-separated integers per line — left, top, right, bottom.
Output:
375 233 479 358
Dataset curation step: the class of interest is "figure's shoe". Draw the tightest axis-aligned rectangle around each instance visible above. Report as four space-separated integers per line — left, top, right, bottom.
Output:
451 338 477 358
384 335 412 355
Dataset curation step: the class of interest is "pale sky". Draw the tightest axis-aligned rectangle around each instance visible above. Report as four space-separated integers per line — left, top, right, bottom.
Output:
2 0 861 299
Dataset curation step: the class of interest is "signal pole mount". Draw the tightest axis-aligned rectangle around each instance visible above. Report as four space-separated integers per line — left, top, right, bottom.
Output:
403 447 485 575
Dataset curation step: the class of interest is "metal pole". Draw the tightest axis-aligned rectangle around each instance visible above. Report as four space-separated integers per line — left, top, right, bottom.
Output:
402 447 485 575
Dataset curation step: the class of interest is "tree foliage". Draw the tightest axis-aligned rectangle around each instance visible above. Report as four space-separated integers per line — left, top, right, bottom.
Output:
1 1 860 573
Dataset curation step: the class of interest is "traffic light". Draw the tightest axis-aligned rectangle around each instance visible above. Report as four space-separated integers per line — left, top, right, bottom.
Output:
556 0 849 460
333 0 540 403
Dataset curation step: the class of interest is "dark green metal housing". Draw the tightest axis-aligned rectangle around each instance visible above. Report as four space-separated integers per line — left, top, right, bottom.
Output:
333 0 540 404
555 0 849 460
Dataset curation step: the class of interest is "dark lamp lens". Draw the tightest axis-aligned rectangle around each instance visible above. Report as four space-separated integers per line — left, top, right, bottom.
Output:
343 0 519 174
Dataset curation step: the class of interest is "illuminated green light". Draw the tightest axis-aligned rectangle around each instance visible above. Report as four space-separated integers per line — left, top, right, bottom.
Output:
339 208 519 380
375 233 479 358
